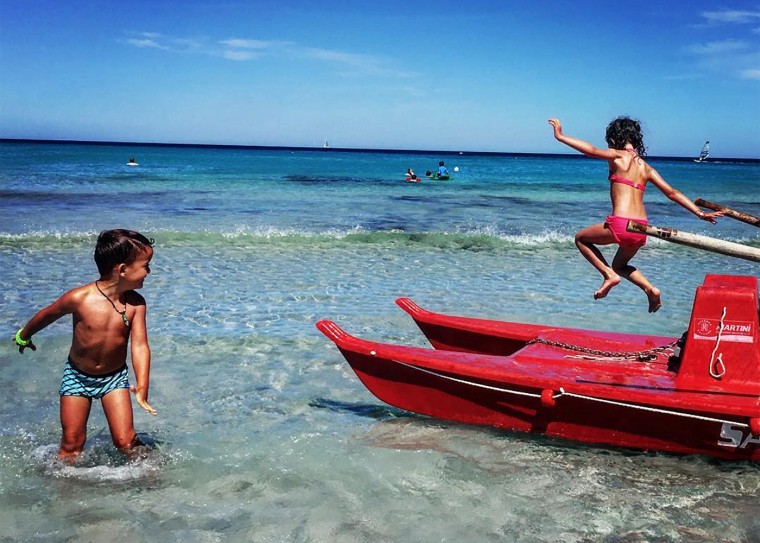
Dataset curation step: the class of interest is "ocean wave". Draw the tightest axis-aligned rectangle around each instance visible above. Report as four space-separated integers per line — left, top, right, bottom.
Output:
1 226 758 252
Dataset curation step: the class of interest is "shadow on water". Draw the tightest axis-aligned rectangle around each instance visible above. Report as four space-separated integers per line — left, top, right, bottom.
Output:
310 397 413 420
283 174 390 185
313 400 760 473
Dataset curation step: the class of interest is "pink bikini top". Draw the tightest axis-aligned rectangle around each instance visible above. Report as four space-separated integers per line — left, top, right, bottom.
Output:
609 173 646 191
609 148 646 191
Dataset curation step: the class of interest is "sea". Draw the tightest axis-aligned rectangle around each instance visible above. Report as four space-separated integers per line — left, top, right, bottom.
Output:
1 140 759 542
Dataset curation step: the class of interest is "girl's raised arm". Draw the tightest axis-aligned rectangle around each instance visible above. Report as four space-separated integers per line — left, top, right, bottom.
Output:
548 119 619 160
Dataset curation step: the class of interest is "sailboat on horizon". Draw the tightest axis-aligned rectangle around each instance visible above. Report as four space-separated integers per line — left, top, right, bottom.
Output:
694 141 710 163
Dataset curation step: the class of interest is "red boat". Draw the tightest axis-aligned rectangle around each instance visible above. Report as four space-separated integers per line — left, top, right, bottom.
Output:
317 274 760 459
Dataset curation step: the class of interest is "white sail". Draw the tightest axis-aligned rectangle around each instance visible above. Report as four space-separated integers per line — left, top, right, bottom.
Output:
696 141 709 162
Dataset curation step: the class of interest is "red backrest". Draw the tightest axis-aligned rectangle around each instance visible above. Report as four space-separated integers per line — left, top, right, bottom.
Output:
676 275 760 391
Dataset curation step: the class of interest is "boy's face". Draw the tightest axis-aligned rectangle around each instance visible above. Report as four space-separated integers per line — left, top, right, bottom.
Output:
121 247 153 289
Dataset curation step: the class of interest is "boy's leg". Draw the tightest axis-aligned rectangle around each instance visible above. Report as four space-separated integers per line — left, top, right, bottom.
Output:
575 223 620 299
59 395 92 458
611 247 662 312
101 389 143 451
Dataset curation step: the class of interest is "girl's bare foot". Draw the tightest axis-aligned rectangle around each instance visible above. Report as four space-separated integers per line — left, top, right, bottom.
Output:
646 287 662 313
594 275 621 300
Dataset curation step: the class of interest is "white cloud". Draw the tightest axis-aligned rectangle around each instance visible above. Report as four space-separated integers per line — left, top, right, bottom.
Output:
123 32 415 77
701 9 760 24
127 38 163 49
740 68 760 79
124 32 206 53
220 39 273 49
302 47 416 78
687 39 749 55
222 50 259 61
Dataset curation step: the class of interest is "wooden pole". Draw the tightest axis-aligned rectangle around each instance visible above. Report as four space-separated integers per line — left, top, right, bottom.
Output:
695 198 760 228
626 221 760 263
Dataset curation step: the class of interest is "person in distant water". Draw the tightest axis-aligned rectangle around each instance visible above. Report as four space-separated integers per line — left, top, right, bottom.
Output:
13 229 157 460
128 157 137 165
425 170 433 178
405 168 419 182
437 161 449 178
548 117 723 313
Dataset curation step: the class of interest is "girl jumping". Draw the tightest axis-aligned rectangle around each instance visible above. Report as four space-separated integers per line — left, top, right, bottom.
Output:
549 116 723 312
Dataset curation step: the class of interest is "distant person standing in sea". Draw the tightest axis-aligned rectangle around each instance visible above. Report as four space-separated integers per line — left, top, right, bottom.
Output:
548 117 723 312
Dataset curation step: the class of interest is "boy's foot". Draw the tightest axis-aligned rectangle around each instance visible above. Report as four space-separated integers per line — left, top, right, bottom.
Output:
647 288 662 313
594 275 621 300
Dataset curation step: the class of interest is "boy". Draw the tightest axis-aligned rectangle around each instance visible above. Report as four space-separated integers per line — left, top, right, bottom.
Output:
14 229 157 459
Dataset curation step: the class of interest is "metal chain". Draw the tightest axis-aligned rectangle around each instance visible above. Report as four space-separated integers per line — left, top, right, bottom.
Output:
525 337 681 362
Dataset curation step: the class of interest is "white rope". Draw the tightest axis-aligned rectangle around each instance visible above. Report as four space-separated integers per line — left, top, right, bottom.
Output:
709 307 727 379
384 357 748 428
391 359 542 399
555 388 748 428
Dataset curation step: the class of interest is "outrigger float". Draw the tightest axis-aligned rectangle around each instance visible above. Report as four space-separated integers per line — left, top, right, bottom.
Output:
317 203 760 459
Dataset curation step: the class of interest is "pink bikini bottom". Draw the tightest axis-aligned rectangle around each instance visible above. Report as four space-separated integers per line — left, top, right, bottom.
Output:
605 215 648 249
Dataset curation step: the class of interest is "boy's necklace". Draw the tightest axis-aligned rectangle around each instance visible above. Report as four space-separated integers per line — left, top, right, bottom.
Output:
95 281 130 326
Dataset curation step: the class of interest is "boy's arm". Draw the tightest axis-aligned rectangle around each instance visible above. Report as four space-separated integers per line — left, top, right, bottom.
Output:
647 166 724 223
129 298 157 415
548 119 619 160
15 290 78 353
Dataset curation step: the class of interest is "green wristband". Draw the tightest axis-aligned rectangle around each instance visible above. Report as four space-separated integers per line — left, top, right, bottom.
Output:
15 329 31 346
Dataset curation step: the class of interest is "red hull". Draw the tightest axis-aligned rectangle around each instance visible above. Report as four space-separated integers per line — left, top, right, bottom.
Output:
317 275 760 459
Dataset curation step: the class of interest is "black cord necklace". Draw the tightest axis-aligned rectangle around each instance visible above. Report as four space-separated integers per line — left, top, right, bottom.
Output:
95 280 129 326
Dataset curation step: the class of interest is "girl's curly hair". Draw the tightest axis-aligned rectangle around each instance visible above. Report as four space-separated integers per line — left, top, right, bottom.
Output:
605 116 647 157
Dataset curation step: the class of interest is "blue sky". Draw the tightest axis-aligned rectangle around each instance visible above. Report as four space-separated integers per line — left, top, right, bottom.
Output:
1 1 759 158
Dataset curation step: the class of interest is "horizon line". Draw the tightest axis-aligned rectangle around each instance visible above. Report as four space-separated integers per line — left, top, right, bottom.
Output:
1 137 758 164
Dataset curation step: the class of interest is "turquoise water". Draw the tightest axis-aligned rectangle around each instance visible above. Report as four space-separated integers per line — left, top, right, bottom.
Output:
1 142 759 541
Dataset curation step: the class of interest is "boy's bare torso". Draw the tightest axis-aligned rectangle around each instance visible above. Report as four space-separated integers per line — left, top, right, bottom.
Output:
67 283 142 374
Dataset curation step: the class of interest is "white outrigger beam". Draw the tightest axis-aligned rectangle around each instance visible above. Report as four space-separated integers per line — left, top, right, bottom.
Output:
627 222 760 263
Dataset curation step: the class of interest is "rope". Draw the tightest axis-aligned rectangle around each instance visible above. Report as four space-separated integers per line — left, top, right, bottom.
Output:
709 307 727 379
383 357 748 429
555 388 747 427
392 359 542 399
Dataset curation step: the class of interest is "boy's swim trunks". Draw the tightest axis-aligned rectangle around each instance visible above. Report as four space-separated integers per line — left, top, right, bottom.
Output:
59 357 130 399
605 215 648 249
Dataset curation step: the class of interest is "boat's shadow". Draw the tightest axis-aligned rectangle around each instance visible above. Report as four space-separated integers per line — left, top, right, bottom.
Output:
310 397 414 420
310 397 760 472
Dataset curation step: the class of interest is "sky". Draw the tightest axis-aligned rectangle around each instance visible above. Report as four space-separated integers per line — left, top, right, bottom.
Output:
1 0 759 158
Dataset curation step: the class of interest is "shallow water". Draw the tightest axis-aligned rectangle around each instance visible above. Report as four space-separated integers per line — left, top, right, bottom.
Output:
1 142 759 541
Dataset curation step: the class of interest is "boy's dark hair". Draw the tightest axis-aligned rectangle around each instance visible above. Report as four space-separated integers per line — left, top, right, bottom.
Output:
605 116 647 157
94 229 154 275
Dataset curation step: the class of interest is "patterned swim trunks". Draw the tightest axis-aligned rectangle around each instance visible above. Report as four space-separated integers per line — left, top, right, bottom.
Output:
59 357 130 399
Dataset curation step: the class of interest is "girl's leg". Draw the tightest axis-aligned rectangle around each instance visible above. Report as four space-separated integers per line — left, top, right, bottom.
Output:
59 395 92 458
101 388 143 453
575 223 620 299
611 247 662 312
